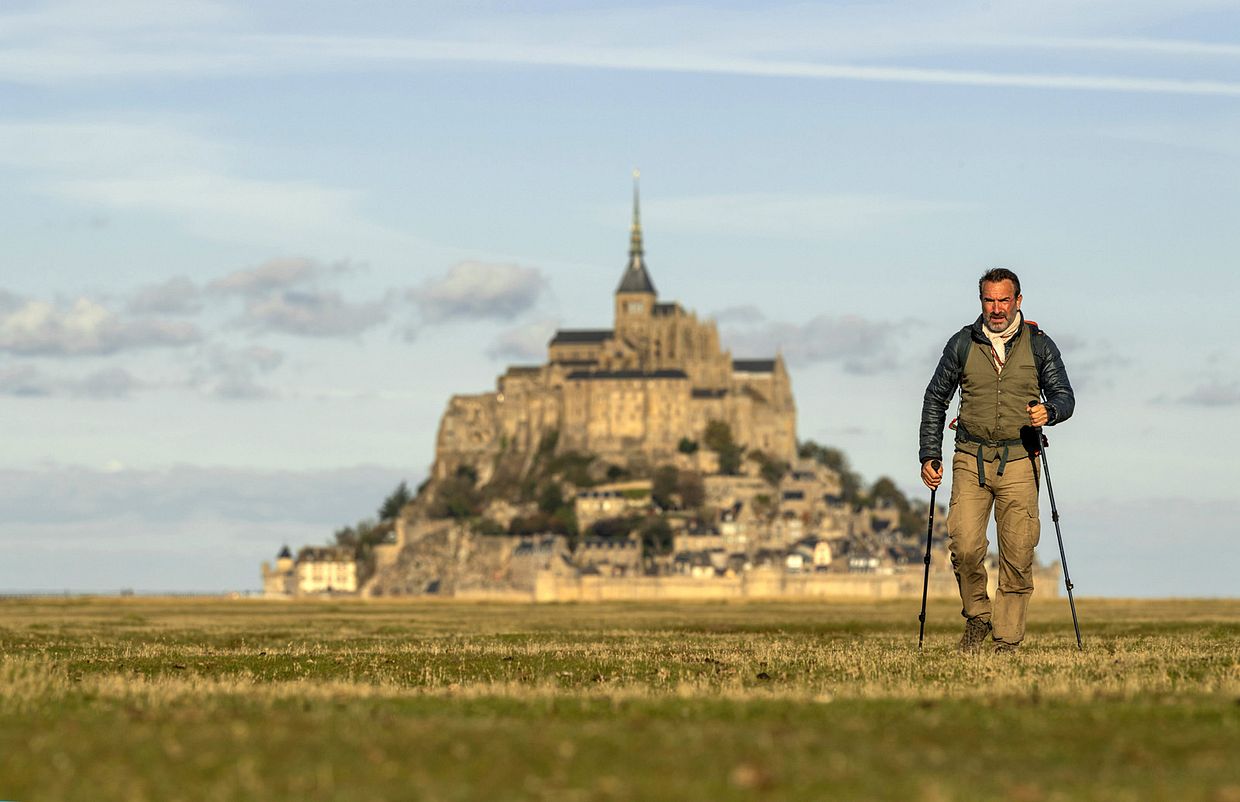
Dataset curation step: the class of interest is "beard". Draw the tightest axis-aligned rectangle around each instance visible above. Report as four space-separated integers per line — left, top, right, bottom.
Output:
984 310 1021 334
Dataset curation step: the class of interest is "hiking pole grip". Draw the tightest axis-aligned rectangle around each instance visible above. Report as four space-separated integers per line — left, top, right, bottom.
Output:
917 459 942 649
1029 400 1050 448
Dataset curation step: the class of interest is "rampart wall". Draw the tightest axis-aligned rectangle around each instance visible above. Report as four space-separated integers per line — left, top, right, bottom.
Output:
455 566 1062 603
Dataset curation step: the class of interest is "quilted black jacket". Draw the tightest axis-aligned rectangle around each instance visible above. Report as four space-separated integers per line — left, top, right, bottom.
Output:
918 315 1075 465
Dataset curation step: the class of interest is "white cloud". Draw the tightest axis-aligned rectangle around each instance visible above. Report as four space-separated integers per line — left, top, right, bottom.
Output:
186 344 283 399
0 463 412 527
243 345 284 372
209 257 324 297
1009 35 1240 59
0 364 53 397
240 289 387 338
423 2 1240 63
4 3 1240 97
0 364 141 399
723 312 900 374
128 276 203 315
0 296 199 356
0 462 414 592
713 305 767 325
1179 381 1240 407
190 257 388 342
487 319 558 361
71 367 140 398
240 34 1240 98
190 344 286 401
411 261 547 324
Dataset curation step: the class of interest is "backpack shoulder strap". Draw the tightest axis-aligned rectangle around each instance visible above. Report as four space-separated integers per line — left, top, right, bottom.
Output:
954 328 972 371
1025 319 1046 371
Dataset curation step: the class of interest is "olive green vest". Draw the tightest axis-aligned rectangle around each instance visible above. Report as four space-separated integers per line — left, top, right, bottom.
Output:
955 324 1040 462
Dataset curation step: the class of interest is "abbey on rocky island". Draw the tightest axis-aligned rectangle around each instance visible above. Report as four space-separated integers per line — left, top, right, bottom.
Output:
433 178 797 484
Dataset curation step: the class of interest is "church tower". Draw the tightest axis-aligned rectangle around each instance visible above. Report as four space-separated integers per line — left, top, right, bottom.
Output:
614 170 656 339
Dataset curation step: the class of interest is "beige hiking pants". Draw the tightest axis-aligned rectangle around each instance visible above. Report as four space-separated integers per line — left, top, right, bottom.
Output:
947 451 1041 645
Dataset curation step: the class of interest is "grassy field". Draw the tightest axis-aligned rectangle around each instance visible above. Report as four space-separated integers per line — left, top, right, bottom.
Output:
0 596 1237 801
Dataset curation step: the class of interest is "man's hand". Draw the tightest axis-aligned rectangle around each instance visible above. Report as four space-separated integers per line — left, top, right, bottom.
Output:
1028 402 1049 427
921 459 943 490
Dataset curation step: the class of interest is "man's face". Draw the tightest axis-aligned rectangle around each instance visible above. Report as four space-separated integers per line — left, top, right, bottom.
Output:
980 279 1022 333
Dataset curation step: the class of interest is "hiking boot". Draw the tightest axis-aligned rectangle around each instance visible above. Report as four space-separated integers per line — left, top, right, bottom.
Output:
993 642 1020 655
958 617 992 652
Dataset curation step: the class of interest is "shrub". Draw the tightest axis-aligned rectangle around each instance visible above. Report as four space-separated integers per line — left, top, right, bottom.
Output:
704 420 744 476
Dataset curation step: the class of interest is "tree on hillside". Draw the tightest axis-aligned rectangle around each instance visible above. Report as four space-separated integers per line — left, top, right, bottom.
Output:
652 465 680 510
678 470 705 510
798 440 863 503
545 450 596 487
641 518 673 559
749 449 789 487
704 420 745 476
866 476 910 513
428 475 480 519
901 498 932 537
333 517 394 583
538 482 565 516
378 480 413 521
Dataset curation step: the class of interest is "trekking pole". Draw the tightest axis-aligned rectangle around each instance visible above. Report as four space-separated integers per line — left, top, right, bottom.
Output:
1028 400 1083 650
917 459 942 649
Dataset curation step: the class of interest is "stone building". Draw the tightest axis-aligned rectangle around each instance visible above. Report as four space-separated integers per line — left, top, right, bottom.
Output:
574 480 653 531
433 177 797 485
260 545 296 596
261 545 358 596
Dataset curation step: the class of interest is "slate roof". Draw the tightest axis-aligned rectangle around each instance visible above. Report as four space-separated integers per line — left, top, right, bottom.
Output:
550 329 613 345
616 260 656 294
565 369 688 381
733 359 777 373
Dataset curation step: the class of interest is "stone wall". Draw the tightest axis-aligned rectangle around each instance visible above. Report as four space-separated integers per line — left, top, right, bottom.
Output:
517 564 1062 603
531 568 954 603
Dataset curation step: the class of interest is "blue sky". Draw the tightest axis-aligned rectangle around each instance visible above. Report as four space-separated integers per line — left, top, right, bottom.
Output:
1 0 1238 595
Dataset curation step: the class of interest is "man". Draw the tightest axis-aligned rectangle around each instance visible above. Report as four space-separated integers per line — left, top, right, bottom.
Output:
919 268 1074 653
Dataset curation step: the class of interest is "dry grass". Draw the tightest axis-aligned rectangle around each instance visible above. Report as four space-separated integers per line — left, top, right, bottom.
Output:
1 596 1237 801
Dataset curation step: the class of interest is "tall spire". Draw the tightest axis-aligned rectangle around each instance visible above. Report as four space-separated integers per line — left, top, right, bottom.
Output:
617 169 656 295
629 168 643 260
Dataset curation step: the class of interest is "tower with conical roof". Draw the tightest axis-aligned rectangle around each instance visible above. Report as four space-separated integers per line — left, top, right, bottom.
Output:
614 170 657 337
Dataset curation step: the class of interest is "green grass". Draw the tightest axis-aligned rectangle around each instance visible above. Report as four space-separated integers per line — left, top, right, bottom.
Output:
1 597 1238 801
